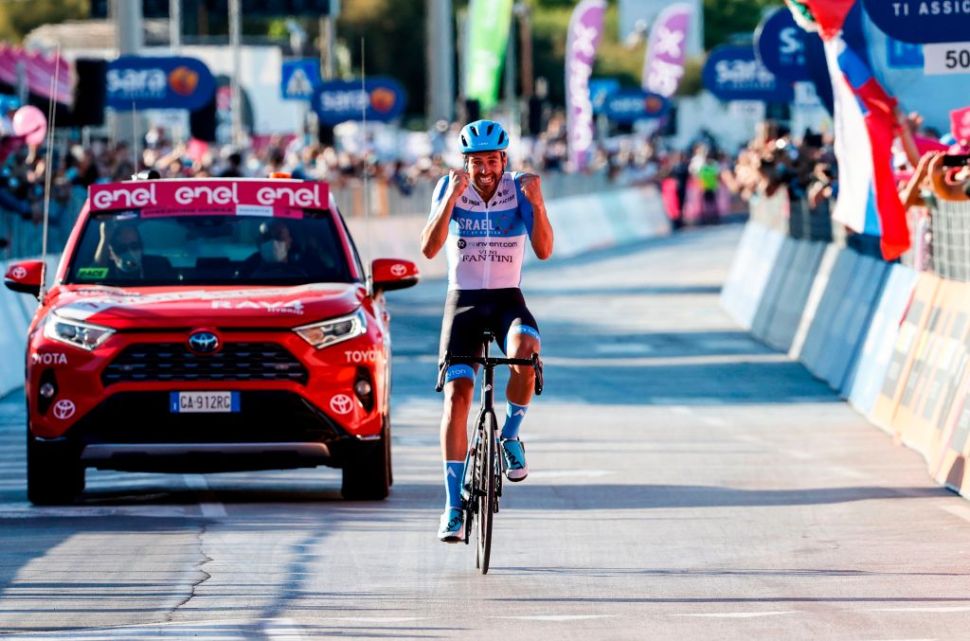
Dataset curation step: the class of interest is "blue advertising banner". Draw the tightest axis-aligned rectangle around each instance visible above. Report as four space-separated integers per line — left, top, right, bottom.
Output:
755 8 825 82
589 78 620 114
702 45 794 103
886 38 924 68
281 59 321 101
107 56 215 111
602 89 669 122
313 77 407 125
862 0 970 44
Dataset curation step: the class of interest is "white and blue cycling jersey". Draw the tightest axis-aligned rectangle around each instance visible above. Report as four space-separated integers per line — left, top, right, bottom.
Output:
430 171 535 291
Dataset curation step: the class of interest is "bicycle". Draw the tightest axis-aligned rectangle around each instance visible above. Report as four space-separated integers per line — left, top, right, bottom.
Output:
436 331 543 574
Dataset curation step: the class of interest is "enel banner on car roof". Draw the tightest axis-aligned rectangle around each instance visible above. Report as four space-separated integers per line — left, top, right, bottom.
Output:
88 180 330 217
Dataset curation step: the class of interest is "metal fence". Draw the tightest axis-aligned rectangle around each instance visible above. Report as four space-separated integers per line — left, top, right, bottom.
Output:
928 198 970 281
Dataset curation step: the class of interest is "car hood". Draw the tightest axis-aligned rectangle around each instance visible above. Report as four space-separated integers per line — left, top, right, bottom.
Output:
48 283 365 329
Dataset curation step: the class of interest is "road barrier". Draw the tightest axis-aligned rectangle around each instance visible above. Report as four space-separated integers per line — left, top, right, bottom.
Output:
0 186 669 400
722 212 970 500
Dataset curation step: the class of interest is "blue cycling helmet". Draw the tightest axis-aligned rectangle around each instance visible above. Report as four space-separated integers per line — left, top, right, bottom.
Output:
459 120 509 154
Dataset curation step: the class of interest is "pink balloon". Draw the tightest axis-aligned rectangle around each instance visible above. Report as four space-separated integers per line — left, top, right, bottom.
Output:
12 105 47 146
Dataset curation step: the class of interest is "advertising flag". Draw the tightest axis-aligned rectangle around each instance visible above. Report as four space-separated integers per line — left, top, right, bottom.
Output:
565 0 606 171
464 0 514 113
641 3 691 97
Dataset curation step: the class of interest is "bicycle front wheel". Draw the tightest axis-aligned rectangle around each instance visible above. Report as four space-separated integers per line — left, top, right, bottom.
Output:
476 411 497 574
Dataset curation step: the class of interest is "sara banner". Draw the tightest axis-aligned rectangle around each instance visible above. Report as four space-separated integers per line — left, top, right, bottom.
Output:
464 0 514 113
603 90 670 122
641 3 692 97
701 45 794 103
565 0 606 171
863 0 970 44
107 56 216 111
313 77 407 125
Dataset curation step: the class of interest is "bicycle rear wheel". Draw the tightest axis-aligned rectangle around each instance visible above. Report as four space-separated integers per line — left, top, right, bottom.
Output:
476 411 497 574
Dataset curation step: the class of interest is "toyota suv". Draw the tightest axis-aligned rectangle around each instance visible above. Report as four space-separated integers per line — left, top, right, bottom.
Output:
4 177 418 505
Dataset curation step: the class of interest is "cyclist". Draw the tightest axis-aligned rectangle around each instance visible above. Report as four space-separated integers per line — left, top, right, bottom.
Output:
420 120 554 542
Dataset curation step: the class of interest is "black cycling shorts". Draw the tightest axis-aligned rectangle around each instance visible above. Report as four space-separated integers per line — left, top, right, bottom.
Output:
439 288 541 383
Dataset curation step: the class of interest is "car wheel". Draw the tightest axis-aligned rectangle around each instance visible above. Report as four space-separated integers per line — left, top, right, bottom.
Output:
341 422 390 501
27 428 84 506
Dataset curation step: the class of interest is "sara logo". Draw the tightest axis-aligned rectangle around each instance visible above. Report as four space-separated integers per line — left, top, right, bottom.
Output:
10 266 27 280
52 399 76 421
329 394 355 415
314 77 407 125
107 56 215 111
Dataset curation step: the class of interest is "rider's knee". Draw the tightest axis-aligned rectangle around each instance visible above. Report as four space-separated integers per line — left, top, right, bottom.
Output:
444 377 474 407
506 325 541 357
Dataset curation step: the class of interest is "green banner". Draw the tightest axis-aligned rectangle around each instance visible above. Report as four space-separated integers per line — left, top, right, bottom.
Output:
464 0 514 113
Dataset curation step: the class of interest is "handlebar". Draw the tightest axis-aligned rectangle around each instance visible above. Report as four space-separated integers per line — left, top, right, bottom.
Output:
435 352 544 396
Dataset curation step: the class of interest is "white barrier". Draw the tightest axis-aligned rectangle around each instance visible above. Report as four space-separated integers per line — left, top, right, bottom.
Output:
347 185 671 279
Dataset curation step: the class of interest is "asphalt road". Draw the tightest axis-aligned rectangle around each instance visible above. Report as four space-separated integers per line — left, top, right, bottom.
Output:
2 223 970 640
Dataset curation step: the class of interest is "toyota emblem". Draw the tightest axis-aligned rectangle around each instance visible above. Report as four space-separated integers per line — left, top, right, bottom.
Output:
390 264 407 277
330 394 355 415
11 266 26 280
188 332 220 354
52 399 76 420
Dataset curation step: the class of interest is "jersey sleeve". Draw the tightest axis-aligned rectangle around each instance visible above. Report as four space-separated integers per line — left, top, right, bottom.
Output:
512 172 535 235
429 175 450 220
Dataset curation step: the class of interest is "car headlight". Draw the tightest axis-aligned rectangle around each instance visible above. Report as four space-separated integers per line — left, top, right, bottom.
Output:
43 313 115 351
294 309 367 349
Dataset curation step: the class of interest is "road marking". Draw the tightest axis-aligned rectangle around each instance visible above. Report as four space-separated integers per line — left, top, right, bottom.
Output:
528 469 613 479
183 475 228 518
674 611 798 619
871 606 970 613
699 416 730 427
671 405 692 416
500 615 613 622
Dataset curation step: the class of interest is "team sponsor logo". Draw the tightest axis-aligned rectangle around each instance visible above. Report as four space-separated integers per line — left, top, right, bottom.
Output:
255 184 323 208
187 332 220 353
389 264 407 277
32 352 68 366
329 394 355 415
175 183 239 206
52 399 76 420
210 300 305 315
10 266 27 280
91 184 158 210
458 218 496 232
345 350 380 363
457 238 467 249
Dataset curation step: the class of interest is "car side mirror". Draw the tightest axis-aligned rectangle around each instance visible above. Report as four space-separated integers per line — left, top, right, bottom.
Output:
4 260 45 297
371 258 419 293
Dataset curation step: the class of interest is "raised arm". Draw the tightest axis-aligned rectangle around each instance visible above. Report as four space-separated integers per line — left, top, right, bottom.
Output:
421 170 469 259
518 173 554 260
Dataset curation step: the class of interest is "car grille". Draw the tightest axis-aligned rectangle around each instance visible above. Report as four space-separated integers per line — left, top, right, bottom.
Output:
102 342 308 386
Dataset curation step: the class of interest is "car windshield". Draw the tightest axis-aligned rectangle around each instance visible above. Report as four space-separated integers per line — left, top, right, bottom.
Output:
65 210 354 286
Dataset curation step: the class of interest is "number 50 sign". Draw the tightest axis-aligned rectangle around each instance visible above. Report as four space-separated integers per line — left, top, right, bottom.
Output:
924 43 970 75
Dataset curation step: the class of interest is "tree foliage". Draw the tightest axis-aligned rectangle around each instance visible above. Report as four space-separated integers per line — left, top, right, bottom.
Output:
0 0 88 43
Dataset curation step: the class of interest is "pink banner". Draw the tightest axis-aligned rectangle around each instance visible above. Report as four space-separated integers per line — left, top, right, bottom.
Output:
951 106 970 144
0 45 72 105
642 3 692 98
565 0 606 172
89 180 330 216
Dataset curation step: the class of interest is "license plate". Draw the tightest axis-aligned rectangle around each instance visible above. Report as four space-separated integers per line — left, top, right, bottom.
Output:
170 391 239 413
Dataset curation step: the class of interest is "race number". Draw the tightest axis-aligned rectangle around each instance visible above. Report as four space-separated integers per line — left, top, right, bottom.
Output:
924 43 970 75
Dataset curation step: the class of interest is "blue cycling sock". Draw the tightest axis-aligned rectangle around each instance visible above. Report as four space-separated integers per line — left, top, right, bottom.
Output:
501 401 529 440
444 460 464 509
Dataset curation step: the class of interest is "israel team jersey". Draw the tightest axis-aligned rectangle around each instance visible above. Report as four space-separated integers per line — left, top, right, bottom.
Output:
431 171 535 291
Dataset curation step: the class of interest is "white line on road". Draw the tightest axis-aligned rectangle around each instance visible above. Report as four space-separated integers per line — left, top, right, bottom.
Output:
673 611 798 619
528 469 613 480
500 615 613 622
871 606 970 613
183 475 228 518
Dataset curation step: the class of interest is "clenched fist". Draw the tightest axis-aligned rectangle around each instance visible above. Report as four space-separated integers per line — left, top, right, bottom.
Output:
446 169 470 201
518 173 543 207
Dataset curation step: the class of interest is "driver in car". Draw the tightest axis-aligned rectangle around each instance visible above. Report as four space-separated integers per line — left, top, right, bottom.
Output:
94 222 173 280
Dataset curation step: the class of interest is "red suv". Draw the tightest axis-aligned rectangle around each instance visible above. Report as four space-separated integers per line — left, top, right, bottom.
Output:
4 177 418 505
